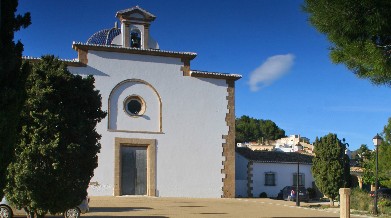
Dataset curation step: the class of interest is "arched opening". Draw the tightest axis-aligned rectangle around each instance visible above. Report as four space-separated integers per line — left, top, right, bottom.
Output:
350 175 359 188
130 29 141 48
108 79 162 133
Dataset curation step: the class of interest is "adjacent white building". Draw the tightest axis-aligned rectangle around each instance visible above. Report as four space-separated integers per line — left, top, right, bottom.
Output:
236 147 314 198
63 6 240 198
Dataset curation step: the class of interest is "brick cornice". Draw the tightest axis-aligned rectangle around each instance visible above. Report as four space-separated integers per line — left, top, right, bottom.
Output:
72 42 197 61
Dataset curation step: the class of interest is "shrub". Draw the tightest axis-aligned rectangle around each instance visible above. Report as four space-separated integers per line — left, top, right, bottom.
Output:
351 188 391 215
259 192 267 198
350 188 372 212
378 197 391 214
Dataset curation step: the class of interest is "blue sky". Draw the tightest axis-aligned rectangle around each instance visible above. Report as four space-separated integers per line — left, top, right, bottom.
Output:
15 0 391 151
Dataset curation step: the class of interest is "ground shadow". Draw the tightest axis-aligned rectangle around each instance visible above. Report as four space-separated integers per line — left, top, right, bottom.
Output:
83 216 169 218
89 207 152 213
199 212 228 215
179 205 206 208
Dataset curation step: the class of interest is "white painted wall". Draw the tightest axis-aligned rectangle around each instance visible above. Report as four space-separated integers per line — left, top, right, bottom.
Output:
252 162 314 198
68 50 229 198
109 80 160 132
235 153 314 198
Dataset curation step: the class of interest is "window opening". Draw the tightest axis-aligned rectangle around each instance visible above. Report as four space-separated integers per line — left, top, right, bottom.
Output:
124 95 145 116
127 99 142 114
264 172 276 186
131 31 141 48
293 173 305 186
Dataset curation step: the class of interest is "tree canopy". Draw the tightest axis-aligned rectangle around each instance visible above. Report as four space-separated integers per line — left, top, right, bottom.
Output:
235 115 285 143
0 0 31 198
303 0 391 86
312 133 350 205
351 144 372 167
5 56 106 217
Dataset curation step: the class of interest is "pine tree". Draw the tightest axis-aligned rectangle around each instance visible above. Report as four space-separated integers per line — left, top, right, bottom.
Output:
303 0 391 86
0 0 30 198
235 115 285 143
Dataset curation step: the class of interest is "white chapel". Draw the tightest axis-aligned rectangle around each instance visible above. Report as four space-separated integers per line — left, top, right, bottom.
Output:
65 6 241 198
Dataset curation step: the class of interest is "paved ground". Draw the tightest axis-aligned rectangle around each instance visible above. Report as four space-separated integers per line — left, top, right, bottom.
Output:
75 196 373 218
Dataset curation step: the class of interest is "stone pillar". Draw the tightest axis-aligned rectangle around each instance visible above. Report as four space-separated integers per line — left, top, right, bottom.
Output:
339 188 351 218
144 24 150 49
121 22 130 47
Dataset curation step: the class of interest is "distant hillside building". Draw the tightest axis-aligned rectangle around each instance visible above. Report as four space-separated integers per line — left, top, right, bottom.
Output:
54 6 241 198
274 135 313 153
238 135 314 153
237 142 274 151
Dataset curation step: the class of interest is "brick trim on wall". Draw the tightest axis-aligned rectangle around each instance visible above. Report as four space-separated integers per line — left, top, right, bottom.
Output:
222 80 236 198
247 161 254 197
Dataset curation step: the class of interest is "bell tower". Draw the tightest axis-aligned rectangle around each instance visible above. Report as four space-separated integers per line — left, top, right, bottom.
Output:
116 6 156 49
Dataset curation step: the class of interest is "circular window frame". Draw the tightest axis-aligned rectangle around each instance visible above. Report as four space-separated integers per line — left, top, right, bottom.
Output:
124 95 146 117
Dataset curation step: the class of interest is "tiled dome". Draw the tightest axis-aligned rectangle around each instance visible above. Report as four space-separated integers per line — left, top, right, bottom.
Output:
86 28 121 45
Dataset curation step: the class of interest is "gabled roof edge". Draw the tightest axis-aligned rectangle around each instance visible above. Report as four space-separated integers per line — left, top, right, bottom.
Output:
116 5 156 19
190 70 242 81
72 42 197 60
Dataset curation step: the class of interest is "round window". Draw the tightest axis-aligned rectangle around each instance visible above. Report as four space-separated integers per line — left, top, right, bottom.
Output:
124 95 145 116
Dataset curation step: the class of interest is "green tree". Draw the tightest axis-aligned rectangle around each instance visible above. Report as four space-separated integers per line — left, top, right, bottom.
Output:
312 133 350 206
383 117 391 143
378 143 391 188
259 119 286 141
236 115 260 143
5 56 106 217
362 151 376 187
0 0 31 198
380 118 391 187
235 115 285 143
361 142 391 188
363 118 391 188
362 118 391 188
303 1 391 86
355 144 372 165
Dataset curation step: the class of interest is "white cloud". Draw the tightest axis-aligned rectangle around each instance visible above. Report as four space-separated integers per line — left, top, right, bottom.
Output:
248 54 295 91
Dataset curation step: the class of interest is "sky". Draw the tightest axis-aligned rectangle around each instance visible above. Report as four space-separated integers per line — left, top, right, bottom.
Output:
15 0 391 151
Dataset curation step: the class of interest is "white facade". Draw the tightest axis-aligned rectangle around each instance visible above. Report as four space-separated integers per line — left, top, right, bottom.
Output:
66 6 240 198
235 148 314 198
274 144 295 152
274 134 313 153
251 162 313 198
